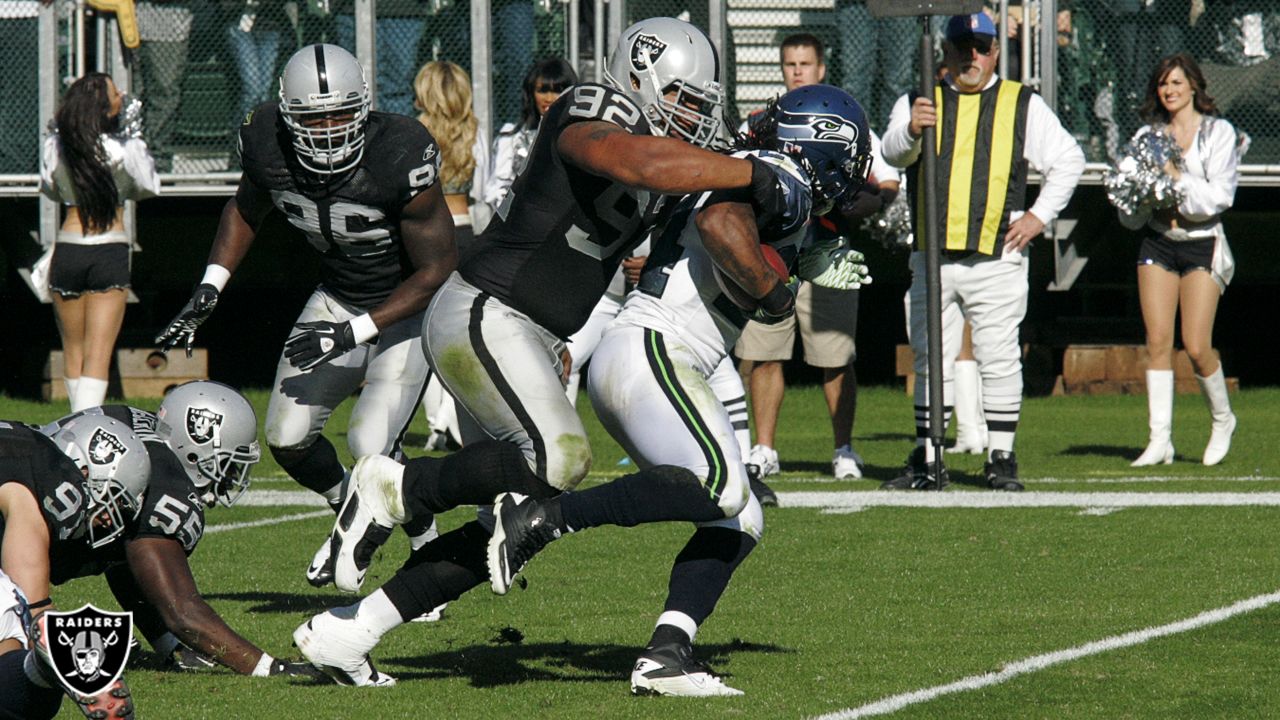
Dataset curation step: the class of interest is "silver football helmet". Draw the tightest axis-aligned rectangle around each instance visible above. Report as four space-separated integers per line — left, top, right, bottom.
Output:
604 17 724 148
157 381 261 507
278 43 371 175
50 415 150 549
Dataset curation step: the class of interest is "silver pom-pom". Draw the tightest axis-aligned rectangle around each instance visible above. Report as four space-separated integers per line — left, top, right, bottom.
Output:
1104 127 1183 216
862 188 914 250
114 94 145 140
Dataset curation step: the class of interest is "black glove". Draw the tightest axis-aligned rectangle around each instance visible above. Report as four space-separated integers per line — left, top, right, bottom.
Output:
283 320 358 371
269 658 331 681
167 644 218 672
750 278 799 325
747 156 787 220
155 283 220 357
836 181 885 220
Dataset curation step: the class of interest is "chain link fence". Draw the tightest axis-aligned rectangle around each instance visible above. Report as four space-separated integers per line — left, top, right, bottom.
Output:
3 0 1278 187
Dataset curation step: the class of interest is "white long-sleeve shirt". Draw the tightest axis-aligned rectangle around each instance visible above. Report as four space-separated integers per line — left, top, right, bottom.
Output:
40 134 160 205
881 76 1084 227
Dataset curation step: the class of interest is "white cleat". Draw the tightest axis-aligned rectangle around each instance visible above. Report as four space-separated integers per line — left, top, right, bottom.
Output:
332 455 409 593
294 609 396 687
630 643 743 697
745 444 780 478
306 534 335 587
832 445 864 479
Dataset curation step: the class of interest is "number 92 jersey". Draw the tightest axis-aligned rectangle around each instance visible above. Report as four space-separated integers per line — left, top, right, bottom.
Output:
461 84 667 339
37 407 206 585
0 421 92 548
236 102 442 311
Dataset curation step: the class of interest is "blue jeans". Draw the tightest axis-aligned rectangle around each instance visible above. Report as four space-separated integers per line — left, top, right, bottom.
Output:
336 14 424 117
227 25 282 124
836 2 917 131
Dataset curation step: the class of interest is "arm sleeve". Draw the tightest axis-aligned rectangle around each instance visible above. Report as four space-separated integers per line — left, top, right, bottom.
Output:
38 136 61 202
1023 93 1085 226
1175 120 1240 223
868 130 900 185
881 93 921 169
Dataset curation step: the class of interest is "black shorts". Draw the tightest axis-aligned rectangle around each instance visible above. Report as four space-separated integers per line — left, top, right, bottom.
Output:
49 243 131 298
1137 235 1214 276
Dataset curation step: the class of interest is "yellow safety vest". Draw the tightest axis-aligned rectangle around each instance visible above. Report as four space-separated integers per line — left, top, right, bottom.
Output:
908 79 1032 255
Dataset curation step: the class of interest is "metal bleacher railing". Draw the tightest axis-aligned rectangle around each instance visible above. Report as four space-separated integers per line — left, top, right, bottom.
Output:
4 0 1278 216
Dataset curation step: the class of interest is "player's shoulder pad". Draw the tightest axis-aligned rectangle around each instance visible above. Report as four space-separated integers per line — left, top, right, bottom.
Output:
237 101 291 183
365 112 441 198
554 83 648 135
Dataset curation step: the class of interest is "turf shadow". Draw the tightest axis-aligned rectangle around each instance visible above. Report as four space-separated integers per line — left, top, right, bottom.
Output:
1059 444 1152 461
203 591 357 614
385 636 790 688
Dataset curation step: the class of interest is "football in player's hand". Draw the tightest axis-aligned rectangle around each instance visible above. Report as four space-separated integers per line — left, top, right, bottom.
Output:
714 244 791 311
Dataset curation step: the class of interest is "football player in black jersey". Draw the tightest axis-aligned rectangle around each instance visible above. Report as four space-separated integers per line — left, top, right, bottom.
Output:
38 382 321 681
1 415 148 720
154 44 456 586
294 17 806 687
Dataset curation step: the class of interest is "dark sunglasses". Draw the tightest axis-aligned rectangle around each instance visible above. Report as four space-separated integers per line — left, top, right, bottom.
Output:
953 37 995 56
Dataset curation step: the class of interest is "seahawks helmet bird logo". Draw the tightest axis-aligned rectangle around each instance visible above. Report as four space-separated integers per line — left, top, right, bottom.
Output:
778 113 860 147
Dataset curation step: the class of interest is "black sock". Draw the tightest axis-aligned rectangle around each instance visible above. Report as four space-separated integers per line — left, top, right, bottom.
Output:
646 623 692 650
663 528 757 626
0 652 62 720
403 512 436 542
271 436 345 496
558 465 722 532
401 440 557 517
381 520 489 618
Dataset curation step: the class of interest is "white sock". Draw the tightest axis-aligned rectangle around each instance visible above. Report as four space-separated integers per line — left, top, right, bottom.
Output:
355 589 408 638
982 372 1023 454
63 377 79 406
321 470 349 505
72 376 108 412
655 611 699 643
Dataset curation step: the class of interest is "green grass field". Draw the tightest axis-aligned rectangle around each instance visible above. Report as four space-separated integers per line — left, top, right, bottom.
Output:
12 384 1280 719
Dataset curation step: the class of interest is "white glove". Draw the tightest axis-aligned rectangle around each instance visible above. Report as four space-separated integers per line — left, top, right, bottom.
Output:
797 237 872 290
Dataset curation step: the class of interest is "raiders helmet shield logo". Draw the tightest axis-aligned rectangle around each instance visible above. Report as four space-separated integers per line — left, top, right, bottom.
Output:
87 428 128 466
186 407 223 445
630 33 668 72
42 605 133 698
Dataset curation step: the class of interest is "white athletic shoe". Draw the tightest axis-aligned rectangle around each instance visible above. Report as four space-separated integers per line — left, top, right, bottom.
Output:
745 444 780 478
630 643 743 697
294 609 396 687
332 455 408 594
409 603 448 623
306 534 334 588
832 445 864 479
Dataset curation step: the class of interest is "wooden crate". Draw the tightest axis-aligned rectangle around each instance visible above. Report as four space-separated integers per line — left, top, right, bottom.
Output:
1060 344 1238 395
44 349 209 400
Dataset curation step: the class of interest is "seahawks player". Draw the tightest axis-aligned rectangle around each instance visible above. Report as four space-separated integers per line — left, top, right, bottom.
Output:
40 382 320 680
483 86 874 696
0 415 148 720
154 44 456 584
295 17 798 687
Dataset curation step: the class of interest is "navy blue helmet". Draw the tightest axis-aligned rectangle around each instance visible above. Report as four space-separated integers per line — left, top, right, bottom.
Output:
747 85 872 214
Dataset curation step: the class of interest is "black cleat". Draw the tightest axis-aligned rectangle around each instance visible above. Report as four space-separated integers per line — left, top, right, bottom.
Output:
880 446 948 490
746 464 778 507
488 492 562 595
985 450 1024 491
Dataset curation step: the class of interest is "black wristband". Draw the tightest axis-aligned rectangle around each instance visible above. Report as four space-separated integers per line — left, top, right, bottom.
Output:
758 280 794 316
28 598 52 610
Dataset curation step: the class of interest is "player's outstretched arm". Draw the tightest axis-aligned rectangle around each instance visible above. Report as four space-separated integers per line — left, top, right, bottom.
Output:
123 537 323 679
369 181 457 331
0 484 52 611
558 121 760 196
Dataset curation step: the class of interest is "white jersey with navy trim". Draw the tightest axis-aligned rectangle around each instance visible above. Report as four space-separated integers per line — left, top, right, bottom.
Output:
611 149 811 373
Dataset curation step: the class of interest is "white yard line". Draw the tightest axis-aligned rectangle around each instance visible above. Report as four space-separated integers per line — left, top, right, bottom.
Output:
204 510 330 534
784 490 1280 510
811 589 1280 720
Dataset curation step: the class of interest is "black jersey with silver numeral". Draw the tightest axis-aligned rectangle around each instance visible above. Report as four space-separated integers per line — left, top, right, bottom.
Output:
39 407 207 584
461 84 669 339
236 102 441 311
0 422 95 573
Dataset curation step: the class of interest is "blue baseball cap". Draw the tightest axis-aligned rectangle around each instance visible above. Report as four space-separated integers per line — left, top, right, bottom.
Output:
945 13 997 41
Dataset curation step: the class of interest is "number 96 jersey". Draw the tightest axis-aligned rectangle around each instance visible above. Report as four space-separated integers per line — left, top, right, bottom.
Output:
236 102 442 312
461 84 666 339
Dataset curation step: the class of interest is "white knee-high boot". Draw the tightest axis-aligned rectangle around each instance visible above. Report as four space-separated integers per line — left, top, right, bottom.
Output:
1132 369 1175 467
948 359 987 455
1197 366 1236 466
